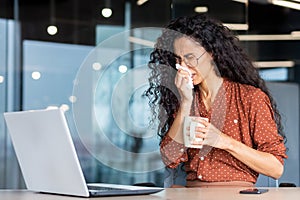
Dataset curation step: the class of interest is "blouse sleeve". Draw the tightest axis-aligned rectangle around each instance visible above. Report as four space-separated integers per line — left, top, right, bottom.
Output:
160 134 188 168
249 89 288 164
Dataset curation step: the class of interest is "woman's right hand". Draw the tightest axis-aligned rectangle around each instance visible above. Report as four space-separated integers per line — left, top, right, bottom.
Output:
175 69 193 103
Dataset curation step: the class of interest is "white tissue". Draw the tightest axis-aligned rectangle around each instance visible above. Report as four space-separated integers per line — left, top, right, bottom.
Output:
175 64 194 89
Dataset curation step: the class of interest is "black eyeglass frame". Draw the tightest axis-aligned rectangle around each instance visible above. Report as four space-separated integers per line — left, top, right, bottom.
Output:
175 51 206 67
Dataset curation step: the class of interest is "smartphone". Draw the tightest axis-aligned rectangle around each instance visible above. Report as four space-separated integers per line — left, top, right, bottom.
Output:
239 188 269 194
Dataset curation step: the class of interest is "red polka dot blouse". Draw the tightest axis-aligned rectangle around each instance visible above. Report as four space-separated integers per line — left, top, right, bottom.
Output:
160 79 287 183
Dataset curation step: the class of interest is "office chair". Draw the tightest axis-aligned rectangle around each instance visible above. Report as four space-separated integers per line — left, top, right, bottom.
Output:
163 163 186 188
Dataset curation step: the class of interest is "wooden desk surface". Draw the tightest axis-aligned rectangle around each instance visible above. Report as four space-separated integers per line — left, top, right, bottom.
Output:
1 188 299 200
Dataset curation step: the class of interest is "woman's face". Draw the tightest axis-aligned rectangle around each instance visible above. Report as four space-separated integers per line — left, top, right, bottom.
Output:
173 37 214 85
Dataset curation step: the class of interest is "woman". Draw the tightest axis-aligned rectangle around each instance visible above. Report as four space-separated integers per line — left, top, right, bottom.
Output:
145 14 287 187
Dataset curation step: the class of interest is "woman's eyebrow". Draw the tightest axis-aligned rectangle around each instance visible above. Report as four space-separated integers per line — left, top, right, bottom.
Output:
173 53 181 59
183 53 194 58
174 52 193 58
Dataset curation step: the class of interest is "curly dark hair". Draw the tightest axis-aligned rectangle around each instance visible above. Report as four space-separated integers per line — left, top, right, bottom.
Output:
145 14 285 141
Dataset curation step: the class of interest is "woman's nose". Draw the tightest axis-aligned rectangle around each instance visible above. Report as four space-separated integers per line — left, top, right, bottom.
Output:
182 61 193 69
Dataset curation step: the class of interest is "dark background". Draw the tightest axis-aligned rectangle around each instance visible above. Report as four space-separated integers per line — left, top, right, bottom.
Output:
1 0 300 79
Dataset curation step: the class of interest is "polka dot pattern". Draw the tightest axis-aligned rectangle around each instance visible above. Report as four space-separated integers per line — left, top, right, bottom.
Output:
160 79 287 183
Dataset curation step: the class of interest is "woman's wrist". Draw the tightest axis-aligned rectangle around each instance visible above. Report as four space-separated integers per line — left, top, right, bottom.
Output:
219 133 235 151
180 99 192 110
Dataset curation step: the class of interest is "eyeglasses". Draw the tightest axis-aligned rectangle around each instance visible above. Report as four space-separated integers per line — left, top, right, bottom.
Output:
175 51 206 67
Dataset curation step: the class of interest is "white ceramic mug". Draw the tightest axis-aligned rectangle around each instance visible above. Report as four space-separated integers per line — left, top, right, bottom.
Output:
183 116 208 148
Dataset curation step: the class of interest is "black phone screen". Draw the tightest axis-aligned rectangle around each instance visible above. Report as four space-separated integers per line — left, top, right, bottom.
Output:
239 188 269 194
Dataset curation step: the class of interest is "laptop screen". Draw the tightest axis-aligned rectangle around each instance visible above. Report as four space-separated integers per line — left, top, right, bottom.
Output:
4 109 90 197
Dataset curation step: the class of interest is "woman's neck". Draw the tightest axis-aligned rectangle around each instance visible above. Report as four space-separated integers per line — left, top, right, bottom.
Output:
198 75 223 110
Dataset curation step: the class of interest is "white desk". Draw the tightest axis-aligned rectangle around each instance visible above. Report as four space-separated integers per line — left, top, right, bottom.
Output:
0 188 299 200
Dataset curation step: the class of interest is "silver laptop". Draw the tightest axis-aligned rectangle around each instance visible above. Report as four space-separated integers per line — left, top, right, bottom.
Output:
3 108 163 197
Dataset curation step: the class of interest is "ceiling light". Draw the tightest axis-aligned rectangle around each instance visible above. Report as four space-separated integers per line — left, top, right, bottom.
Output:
223 23 249 30
137 0 149 6
92 62 102 71
47 25 58 35
291 31 300 37
69 96 77 103
31 71 41 80
232 0 247 3
254 61 295 68
194 6 208 13
0 75 4 83
128 36 155 47
119 65 128 73
270 0 300 10
102 8 113 18
238 34 300 41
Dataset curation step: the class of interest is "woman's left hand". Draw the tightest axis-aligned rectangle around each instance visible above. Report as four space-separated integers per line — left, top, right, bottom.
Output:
190 118 229 149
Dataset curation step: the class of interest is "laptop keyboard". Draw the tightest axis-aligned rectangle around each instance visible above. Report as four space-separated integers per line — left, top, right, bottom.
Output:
87 184 163 197
88 185 126 191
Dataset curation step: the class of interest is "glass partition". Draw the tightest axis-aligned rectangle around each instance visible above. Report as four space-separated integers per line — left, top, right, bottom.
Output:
0 17 24 189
